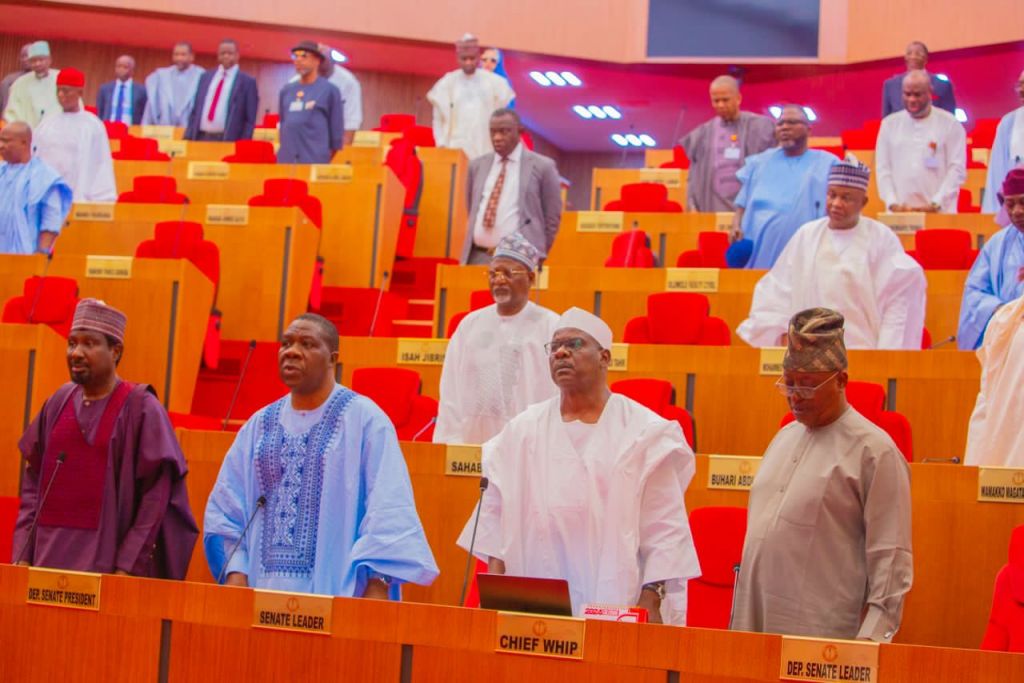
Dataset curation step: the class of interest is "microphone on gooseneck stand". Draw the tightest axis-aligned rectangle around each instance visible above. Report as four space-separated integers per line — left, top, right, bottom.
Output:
172 197 192 258
410 416 437 442
367 270 391 337
14 451 67 565
26 251 55 324
222 340 257 431
929 335 956 350
727 562 741 628
459 476 490 607
216 495 267 584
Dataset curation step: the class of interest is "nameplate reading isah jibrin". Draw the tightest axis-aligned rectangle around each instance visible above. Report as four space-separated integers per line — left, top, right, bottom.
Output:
878 212 925 234
576 211 624 233
759 347 786 376
71 203 115 221
205 204 250 226
495 611 585 660
85 255 133 279
309 164 354 183
140 125 176 140
609 343 629 372
714 212 735 232
978 467 1024 503
780 636 878 683
638 168 682 188
26 567 101 611
252 589 332 636
665 267 720 293
187 161 230 180
396 338 448 365
707 455 762 491
445 444 482 477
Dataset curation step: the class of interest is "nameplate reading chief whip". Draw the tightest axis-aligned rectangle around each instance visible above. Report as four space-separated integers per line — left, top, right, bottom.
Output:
252 589 333 636
26 567 101 611
779 636 878 683
495 612 585 660
396 338 448 366
978 467 1024 504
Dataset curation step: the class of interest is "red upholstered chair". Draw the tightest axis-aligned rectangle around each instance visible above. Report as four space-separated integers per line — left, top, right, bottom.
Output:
446 290 495 337
676 231 729 268
687 506 747 628
118 175 189 204
812 144 844 159
248 178 323 228
623 292 732 346
2 276 80 337
103 120 128 139
385 132 427 258
966 146 988 170
840 119 882 150
970 119 1000 150
222 140 277 164
112 135 170 161
958 188 982 213
375 113 416 132
603 182 683 213
167 412 225 431
659 145 690 170
318 287 410 337
605 230 656 268
780 380 913 461
350 367 438 440
908 229 978 269
390 258 459 300
258 113 280 128
981 525 1024 652
191 341 289 426
922 327 932 350
610 378 695 449
0 496 19 566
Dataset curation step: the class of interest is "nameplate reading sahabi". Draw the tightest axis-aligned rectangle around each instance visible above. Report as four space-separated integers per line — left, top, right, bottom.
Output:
759 347 786 376
637 168 682 188
205 204 250 226
157 139 188 158
396 338 448 365
978 467 1024 503
187 161 230 180
714 212 735 232
71 203 115 221
253 589 332 636
665 267 720 292
445 444 482 477
309 164 353 183
26 568 101 611
780 636 878 683
140 125 176 140
575 211 624 233
495 612 585 660
878 212 925 234
707 455 761 491
609 343 629 372
352 130 382 147
85 255 133 279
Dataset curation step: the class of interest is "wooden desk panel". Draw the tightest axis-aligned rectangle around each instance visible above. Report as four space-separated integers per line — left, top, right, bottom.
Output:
414 147 470 260
591 168 688 210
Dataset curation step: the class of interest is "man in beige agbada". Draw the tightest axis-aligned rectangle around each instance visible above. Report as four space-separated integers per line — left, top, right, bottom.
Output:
731 307 913 641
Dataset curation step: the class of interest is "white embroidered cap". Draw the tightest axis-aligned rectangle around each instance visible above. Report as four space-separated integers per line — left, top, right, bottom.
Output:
555 307 613 350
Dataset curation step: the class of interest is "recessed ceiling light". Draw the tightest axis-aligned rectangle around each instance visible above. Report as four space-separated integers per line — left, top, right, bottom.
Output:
545 71 567 86
611 134 629 147
769 105 782 119
330 49 347 63
602 106 622 119
955 107 968 123
936 73 950 82
572 105 593 119
587 105 608 119
802 106 818 122
561 71 582 86
625 134 642 146
638 134 656 147
529 71 552 86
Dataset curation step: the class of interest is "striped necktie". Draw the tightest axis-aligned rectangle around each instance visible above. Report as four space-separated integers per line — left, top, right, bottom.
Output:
482 157 509 230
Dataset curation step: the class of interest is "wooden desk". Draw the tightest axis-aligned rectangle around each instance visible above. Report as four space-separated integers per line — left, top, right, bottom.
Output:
412 147 470 260
60 204 318 341
0 255 212 413
591 168 688 210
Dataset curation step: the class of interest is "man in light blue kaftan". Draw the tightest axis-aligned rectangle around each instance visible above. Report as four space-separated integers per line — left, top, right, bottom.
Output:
982 70 1024 214
204 313 439 598
0 121 71 255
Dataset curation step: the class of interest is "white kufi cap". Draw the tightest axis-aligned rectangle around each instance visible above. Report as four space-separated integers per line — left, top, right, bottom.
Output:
555 307 613 349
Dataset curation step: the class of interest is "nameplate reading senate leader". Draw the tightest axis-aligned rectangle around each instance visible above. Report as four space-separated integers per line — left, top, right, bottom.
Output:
187 161 230 180
780 636 878 683
575 211 624 233
759 347 786 376
495 612 585 660
707 455 761 491
978 467 1024 504
85 255 132 279
71 203 115 222
252 589 333 636
26 567 101 611
396 338 448 365
445 444 482 477
665 267 720 293
205 204 250 226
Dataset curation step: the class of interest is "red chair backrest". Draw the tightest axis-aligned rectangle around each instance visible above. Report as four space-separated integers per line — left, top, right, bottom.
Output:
376 113 416 132
958 188 982 213
970 119 1001 149
351 367 421 426
103 120 128 139
318 287 409 337
389 258 459 300
980 525 1024 652
135 221 221 284
259 113 280 128
647 292 710 344
118 175 189 204
697 231 729 267
812 144 845 159
112 135 170 161
0 496 19 566
610 378 673 414
605 230 655 268
659 145 690 169
914 229 977 269
1 276 79 337
190 341 288 422
222 140 278 164
249 178 322 227
687 506 747 628
604 182 683 213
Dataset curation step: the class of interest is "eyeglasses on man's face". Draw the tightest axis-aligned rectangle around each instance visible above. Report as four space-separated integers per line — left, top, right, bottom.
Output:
544 337 587 355
774 372 839 399
487 267 529 282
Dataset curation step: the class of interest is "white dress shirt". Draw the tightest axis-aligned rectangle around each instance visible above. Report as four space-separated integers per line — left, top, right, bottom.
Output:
472 142 523 248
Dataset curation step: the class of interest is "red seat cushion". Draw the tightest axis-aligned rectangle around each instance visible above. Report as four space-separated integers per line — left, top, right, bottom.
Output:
350 367 422 426
913 229 977 269
980 525 1024 652
1 276 80 337
318 287 410 337
604 182 683 213
610 378 673 414
389 258 458 300
0 496 19 566
190 341 287 422
659 145 690 170
103 120 128 140
118 175 189 204
687 506 747 628
249 179 322 228
604 230 655 268
135 221 221 285
112 135 170 161
222 140 278 164
647 292 709 344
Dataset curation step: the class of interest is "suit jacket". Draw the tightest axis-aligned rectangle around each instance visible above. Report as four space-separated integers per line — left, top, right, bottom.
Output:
462 147 562 262
97 80 147 124
882 73 956 117
183 69 258 141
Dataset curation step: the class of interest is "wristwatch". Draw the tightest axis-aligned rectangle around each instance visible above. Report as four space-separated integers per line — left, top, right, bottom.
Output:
368 570 393 586
642 581 666 600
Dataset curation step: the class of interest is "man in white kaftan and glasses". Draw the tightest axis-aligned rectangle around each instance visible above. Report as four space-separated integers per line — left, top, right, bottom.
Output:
457 307 701 624
434 232 558 445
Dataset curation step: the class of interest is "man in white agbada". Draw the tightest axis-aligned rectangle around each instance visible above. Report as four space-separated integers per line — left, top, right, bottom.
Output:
4 41 59 128
435 232 558 445
141 42 204 127
34 68 116 202
732 308 913 642
427 34 515 160
983 70 1024 214
876 70 966 213
457 307 701 623
737 159 926 350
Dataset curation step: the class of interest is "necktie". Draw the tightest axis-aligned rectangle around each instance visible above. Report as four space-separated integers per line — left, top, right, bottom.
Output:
482 157 509 230
114 83 125 123
207 72 226 123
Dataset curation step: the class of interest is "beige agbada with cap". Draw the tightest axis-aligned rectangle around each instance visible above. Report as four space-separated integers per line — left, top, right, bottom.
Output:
732 307 913 642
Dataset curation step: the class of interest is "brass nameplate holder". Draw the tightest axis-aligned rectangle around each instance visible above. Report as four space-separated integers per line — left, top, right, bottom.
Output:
707 455 761 491
759 347 786 376
878 212 925 234
396 338 448 365
445 444 482 477
665 267 720 292
978 467 1024 503
71 203 115 221
206 205 251 226
187 161 230 180
779 636 878 683
637 168 682 188
576 211 624 233
495 611 585 660
309 164 354 183
26 567 101 611
85 255 132 279
253 589 332 635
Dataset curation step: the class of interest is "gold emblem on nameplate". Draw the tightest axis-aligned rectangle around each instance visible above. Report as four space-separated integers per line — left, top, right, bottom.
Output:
978 467 1024 503
396 338 448 365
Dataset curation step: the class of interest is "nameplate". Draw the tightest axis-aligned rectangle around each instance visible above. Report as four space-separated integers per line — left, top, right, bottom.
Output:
71 203 115 221
609 343 629 372
396 338 448 365
252 127 279 142
576 211 624 233
759 347 786 376
309 164 353 183
26 568 101 611
665 267 720 292
495 611 585 660
978 467 1024 503
252 589 332 636
780 636 878 683
715 212 735 232
157 139 188 158
970 147 989 166
187 161 230 180
205 204 250 226
445 444 482 477
878 212 925 234
140 125 176 140
353 131 383 147
707 455 761 490
637 168 682 188
534 266 550 291
85 255 133 279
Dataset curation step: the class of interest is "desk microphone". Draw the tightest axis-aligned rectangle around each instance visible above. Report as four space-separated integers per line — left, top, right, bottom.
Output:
26 251 55 324
922 456 961 464
222 340 257 430
727 562 741 628
14 451 67 566
216 495 266 584
459 476 489 606
368 270 391 337
409 416 436 442
928 335 956 350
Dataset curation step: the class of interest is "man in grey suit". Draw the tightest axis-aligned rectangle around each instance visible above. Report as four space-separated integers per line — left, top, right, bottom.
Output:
462 108 562 265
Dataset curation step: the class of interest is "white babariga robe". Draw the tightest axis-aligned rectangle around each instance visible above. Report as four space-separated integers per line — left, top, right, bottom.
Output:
427 69 515 160
736 216 927 350
457 394 701 624
964 295 1024 466
4 69 59 127
434 302 559 445
875 107 967 213
732 407 913 642
34 110 117 202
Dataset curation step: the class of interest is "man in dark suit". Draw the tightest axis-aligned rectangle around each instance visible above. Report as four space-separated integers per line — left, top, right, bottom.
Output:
184 39 258 141
97 55 147 125
881 41 956 117
462 108 562 265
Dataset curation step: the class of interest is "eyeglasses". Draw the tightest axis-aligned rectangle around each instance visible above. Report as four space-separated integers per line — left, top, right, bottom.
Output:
774 372 838 399
544 338 587 355
775 118 807 127
487 268 529 281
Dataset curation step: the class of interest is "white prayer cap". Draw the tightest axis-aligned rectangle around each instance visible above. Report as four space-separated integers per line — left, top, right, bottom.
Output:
27 41 50 59
456 33 480 48
555 307 613 350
